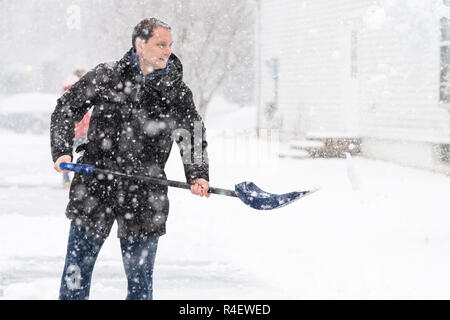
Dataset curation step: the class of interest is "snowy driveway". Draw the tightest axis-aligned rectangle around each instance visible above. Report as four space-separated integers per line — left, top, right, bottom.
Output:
0 129 450 299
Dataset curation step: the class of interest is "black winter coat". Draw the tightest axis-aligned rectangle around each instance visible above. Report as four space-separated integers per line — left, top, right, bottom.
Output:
50 49 209 238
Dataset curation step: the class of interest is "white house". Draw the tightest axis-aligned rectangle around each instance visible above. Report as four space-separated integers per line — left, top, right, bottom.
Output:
257 0 450 174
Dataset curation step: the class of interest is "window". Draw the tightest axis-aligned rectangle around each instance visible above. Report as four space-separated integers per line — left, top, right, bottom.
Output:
440 2 450 103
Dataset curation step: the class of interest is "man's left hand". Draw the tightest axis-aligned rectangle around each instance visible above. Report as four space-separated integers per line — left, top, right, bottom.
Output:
190 178 210 198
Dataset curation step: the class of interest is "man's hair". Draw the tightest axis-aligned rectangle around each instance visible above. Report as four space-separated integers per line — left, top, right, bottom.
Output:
132 18 171 50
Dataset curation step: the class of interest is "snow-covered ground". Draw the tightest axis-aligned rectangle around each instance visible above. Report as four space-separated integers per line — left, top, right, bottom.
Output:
0 93 449 300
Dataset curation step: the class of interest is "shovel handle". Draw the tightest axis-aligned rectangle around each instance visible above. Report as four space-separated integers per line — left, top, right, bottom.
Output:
60 162 94 175
59 162 237 197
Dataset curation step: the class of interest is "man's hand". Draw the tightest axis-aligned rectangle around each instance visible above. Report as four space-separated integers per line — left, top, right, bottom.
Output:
190 178 210 198
54 155 72 173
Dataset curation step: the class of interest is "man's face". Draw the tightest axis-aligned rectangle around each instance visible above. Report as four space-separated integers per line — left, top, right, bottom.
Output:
136 27 173 73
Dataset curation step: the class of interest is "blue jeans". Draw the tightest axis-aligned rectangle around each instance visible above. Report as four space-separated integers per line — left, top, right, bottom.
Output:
59 221 159 300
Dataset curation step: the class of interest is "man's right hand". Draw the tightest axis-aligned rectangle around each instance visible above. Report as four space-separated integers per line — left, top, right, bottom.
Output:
54 155 72 173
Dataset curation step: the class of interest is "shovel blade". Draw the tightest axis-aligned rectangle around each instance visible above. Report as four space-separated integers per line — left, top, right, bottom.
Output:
234 182 318 210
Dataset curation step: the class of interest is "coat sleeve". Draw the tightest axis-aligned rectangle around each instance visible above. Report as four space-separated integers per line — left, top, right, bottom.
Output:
50 64 106 163
173 84 210 184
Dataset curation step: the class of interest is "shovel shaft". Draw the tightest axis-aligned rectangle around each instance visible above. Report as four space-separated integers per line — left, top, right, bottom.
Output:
94 168 237 197
60 163 237 197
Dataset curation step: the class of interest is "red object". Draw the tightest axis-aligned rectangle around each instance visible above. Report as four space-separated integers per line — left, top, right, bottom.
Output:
75 113 91 138
63 83 91 138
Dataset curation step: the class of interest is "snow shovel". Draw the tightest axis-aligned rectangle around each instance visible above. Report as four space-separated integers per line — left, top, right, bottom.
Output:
59 162 318 210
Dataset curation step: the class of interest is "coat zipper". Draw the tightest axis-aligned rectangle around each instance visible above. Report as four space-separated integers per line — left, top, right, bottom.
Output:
134 83 142 103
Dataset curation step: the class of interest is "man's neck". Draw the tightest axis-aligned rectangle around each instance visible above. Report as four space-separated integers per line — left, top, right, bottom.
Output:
138 56 153 76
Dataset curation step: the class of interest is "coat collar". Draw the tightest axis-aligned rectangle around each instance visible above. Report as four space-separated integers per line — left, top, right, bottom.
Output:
119 48 183 89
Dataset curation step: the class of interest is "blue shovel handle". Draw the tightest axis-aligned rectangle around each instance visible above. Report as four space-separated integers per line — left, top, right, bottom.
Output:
60 162 94 175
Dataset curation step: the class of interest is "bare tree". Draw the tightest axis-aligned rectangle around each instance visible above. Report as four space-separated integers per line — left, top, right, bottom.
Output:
170 0 255 118
0 0 254 101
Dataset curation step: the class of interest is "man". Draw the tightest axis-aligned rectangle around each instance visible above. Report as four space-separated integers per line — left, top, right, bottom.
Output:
51 18 210 300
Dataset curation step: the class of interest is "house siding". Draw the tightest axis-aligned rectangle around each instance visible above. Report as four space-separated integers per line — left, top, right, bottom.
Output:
259 0 450 173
